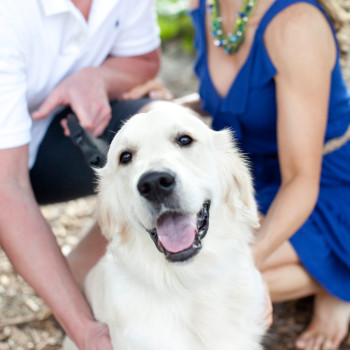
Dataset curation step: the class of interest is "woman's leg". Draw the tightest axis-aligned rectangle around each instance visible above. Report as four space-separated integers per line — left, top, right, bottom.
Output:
264 263 321 302
262 241 350 350
260 240 299 271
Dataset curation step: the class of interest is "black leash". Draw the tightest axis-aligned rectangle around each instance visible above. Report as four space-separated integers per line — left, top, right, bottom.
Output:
67 114 108 168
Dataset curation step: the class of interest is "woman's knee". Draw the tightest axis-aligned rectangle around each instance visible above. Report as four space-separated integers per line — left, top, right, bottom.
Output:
261 240 299 272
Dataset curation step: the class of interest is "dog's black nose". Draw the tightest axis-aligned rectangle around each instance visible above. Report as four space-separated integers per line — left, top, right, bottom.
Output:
137 171 175 202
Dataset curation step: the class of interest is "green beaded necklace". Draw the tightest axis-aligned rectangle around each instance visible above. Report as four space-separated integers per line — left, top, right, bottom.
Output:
207 0 258 54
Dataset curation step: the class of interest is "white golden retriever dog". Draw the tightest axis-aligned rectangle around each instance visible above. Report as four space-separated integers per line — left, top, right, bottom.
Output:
63 103 267 350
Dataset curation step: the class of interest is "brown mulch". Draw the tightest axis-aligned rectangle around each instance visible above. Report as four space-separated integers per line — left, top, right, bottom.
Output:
2 4 350 349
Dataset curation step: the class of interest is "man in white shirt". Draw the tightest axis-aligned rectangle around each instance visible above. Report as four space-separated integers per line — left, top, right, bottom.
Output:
0 0 160 349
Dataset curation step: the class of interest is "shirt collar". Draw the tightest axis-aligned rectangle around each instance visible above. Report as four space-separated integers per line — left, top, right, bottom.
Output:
38 0 71 16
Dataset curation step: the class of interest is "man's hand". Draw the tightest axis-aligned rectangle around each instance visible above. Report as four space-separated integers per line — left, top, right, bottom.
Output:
82 322 113 350
32 67 112 137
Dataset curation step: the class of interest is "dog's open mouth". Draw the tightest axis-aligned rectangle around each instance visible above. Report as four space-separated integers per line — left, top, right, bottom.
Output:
147 201 210 263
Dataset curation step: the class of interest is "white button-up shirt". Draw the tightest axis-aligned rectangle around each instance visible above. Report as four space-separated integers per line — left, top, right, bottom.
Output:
0 0 160 168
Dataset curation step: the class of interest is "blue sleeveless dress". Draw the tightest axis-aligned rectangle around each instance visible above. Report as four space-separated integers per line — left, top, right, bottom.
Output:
191 0 350 301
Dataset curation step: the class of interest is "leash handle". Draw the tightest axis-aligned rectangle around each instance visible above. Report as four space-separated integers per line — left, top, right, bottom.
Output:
67 114 107 168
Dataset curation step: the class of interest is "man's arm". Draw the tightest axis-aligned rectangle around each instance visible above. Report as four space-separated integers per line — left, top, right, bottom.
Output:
0 145 113 350
101 49 161 100
32 48 161 137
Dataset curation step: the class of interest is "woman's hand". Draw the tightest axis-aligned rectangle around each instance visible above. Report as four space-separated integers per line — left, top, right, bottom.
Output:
121 78 174 101
252 224 273 329
251 219 270 271
262 281 273 329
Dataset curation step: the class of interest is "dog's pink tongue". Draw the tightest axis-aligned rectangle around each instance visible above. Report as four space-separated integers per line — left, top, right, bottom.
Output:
156 213 196 253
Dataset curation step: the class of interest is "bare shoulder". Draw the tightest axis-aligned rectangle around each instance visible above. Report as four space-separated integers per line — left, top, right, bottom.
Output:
189 0 199 10
264 2 335 72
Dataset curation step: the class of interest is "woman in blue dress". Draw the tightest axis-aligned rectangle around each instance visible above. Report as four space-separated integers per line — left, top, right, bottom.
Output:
124 0 350 349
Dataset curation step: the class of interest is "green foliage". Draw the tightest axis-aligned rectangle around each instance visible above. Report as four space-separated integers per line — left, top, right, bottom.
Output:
156 0 195 53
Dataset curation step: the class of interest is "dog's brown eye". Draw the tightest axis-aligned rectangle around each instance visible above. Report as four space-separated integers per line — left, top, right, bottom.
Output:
177 135 193 146
120 151 132 164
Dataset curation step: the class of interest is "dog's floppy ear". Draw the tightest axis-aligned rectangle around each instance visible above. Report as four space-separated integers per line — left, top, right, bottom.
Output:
213 128 259 229
94 167 128 241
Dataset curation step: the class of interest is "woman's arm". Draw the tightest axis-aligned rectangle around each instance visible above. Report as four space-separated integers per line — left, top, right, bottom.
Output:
253 3 336 267
121 78 210 116
0 145 112 350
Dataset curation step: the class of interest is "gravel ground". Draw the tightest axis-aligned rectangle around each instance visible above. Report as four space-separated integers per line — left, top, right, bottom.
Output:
1 32 350 350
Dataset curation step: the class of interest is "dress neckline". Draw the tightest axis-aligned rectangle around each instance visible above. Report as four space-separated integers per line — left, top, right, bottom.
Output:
190 0 333 116
202 0 278 101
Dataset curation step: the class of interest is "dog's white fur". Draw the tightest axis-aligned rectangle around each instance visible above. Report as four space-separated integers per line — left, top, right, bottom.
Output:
63 104 266 350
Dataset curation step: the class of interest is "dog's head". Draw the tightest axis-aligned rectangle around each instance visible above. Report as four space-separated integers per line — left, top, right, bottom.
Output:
96 103 259 263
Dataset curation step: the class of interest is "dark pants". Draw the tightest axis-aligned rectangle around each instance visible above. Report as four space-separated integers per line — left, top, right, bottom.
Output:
30 99 151 205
